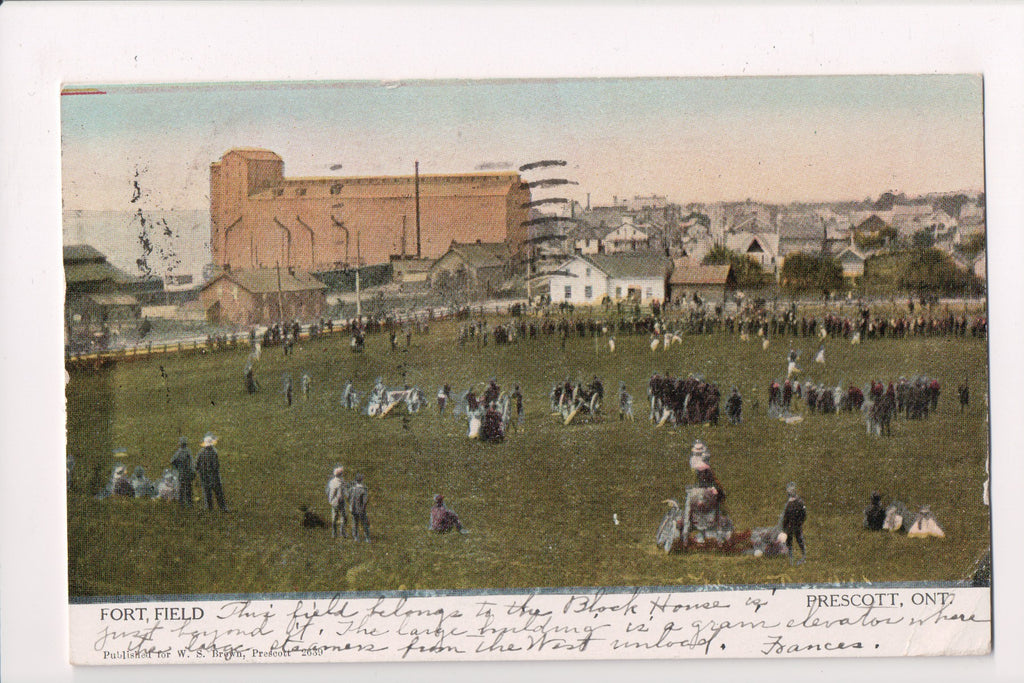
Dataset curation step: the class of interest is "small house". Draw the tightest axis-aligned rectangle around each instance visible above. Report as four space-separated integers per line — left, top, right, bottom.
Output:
199 267 327 326
667 258 736 304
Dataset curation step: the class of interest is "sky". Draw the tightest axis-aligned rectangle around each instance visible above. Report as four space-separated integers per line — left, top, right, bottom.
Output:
60 75 984 211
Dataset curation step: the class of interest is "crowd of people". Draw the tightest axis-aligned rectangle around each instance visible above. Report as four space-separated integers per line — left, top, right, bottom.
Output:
93 434 228 511
647 373 722 426
77 297 981 578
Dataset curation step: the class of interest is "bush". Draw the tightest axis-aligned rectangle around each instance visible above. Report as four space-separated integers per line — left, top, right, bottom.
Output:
780 252 844 294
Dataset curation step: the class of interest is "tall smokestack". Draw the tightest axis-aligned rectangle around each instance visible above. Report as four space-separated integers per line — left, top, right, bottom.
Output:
415 161 421 258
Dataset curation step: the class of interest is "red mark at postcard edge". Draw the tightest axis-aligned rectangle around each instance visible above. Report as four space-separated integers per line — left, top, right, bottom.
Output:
61 89 107 96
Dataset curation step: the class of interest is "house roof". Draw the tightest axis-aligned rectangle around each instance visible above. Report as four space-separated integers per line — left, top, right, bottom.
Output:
202 268 327 295
571 224 610 241
605 219 649 241
579 253 671 280
777 212 823 240
835 245 866 262
442 241 509 269
64 260 137 287
668 258 733 286
725 232 779 256
87 293 139 307
63 244 107 264
391 257 435 273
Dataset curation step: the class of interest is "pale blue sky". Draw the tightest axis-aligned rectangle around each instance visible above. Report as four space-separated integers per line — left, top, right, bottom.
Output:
61 75 984 210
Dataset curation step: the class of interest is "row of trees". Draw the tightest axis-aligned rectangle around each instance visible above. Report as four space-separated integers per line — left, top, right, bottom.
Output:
702 246 983 296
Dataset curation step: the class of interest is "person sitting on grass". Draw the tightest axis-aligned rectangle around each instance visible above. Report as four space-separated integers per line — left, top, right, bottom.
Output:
864 492 886 531
108 463 133 498
429 494 467 534
130 466 157 498
156 468 179 501
907 505 945 538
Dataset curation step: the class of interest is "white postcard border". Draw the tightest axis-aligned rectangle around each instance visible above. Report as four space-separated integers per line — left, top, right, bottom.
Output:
2 3 1023 683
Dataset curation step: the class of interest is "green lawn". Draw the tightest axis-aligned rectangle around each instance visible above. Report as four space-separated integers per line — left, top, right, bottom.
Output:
66 318 990 596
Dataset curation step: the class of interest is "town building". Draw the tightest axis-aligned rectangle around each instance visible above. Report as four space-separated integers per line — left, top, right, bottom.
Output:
64 244 153 339
667 258 736 304
548 254 671 305
724 232 779 271
428 240 510 294
210 148 531 273
835 245 867 279
603 217 651 254
198 267 327 326
571 224 608 255
390 257 435 285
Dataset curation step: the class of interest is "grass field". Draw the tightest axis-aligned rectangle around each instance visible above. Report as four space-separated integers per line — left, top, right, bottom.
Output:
66 317 990 597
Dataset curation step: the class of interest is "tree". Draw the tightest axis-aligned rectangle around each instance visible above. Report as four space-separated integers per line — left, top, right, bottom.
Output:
702 244 770 288
898 248 981 295
911 229 934 250
934 193 971 219
959 231 987 259
781 252 844 294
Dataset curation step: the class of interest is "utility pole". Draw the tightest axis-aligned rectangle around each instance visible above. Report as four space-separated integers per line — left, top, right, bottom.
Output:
355 231 362 317
401 214 407 259
415 161 421 258
276 262 285 324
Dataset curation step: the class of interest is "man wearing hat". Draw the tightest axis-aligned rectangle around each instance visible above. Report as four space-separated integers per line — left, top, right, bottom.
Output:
195 433 228 512
780 482 807 565
326 466 349 539
170 436 194 507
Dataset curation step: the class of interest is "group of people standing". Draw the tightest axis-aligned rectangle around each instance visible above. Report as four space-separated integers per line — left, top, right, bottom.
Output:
325 466 371 542
169 434 228 511
647 373 722 426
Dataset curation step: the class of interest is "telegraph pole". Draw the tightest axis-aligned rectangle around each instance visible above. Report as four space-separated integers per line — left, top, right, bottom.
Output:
401 214 407 259
276 262 285 324
415 161 421 258
355 231 362 317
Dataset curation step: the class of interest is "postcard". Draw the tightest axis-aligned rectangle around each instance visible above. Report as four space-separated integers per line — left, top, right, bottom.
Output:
61 75 991 665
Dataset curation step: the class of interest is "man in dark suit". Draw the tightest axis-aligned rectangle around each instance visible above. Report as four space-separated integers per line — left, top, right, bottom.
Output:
781 482 807 565
195 433 228 512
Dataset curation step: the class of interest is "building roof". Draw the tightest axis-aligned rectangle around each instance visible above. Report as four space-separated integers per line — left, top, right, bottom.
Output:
438 241 509 269
390 257 435 273
572 253 671 280
63 244 107 264
835 245 866 262
222 148 283 161
250 173 523 200
202 268 327 295
668 258 733 286
777 212 823 240
64 260 138 287
87 293 139 307
854 214 893 232
725 232 779 257
571 224 610 241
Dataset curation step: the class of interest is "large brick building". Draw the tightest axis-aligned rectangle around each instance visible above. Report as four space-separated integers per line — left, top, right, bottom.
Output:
210 149 531 272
